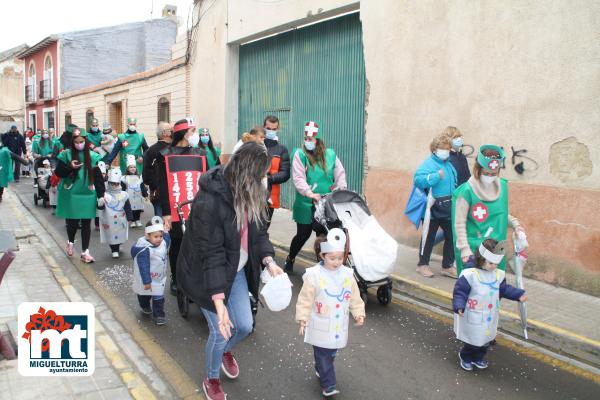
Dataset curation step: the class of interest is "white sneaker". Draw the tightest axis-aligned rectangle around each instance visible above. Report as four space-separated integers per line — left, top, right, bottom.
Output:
112 252 119 258
136 220 143 227
130 222 136 228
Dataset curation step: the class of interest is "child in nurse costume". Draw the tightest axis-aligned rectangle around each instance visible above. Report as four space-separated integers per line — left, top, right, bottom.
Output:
122 154 148 228
452 238 528 371
99 168 132 258
296 229 365 397
131 217 171 325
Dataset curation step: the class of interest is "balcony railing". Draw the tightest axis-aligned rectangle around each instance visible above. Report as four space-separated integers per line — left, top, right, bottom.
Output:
25 85 34 102
39 80 51 99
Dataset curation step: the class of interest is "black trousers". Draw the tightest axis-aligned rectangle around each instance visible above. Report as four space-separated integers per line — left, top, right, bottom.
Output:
265 206 275 230
109 244 120 252
131 210 142 221
13 159 21 181
288 223 314 260
169 222 183 282
460 342 489 363
66 218 91 251
418 218 455 268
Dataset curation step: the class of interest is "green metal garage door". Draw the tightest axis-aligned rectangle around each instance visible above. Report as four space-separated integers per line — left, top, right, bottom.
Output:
238 13 366 209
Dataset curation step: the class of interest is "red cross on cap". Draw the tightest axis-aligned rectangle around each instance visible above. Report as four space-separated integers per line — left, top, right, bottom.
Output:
304 121 319 137
471 202 489 222
488 159 500 170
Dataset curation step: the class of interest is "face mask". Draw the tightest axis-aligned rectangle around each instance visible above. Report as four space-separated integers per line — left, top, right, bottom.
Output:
74 142 85 151
91 127 99 133
452 137 464 149
187 132 200 148
200 135 210 145
480 175 497 186
128 125 136 132
262 176 268 190
304 140 315 151
435 149 450 160
42 134 49 139
265 129 278 140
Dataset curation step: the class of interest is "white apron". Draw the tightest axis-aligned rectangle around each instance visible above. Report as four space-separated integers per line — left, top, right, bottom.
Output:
99 190 129 245
303 265 354 349
132 237 169 296
123 175 144 210
454 268 504 347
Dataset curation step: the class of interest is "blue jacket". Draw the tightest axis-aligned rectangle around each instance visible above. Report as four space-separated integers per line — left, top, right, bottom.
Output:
413 154 457 198
452 270 525 313
131 232 171 285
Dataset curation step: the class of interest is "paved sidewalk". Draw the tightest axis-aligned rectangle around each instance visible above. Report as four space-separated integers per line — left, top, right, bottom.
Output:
268 208 600 367
0 189 172 400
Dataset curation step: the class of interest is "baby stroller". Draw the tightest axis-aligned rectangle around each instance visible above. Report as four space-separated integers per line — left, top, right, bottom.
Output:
33 158 54 208
175 200 259 329
313 189 398 305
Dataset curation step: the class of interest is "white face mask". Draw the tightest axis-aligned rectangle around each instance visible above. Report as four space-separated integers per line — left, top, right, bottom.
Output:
128 125 136 131
435 149 450 160
265 129 278 140
452 137 464 150
480 175 497 186
187 132 200 147
262 176 268 190
304 140 316 151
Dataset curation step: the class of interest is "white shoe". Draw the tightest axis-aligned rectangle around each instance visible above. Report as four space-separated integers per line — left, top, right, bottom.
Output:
130 222 136 228
112 252 119 258
135 220 143 227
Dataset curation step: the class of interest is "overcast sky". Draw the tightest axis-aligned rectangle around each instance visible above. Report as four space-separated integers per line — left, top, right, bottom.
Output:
0 0 193 52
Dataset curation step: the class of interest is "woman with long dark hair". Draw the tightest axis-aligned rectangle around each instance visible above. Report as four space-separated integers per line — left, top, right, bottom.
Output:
177 142 283 400
285 121 347 273
54 126 105 263
198 128 221 169
156 118 208 294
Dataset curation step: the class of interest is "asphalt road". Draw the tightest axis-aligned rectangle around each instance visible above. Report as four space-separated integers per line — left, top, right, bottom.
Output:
13 180 600 400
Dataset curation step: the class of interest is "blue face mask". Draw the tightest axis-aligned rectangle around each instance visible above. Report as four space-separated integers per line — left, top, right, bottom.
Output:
91 127 99 133
265 129 278 140
200 136 210 145
452 137 464 149
304 140 316 151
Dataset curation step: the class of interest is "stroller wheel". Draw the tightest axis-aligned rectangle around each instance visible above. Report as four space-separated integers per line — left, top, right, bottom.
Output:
377 284 392 306
33 193 38 205
177 290 189 319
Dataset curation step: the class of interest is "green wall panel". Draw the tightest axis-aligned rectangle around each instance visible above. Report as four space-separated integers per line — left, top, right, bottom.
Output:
239 13 366 208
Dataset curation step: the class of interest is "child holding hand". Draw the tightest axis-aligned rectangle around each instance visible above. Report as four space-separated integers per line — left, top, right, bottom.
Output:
296 228 365 397
453 238 528 371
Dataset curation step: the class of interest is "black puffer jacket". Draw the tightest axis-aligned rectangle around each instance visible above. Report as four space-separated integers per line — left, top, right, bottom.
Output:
176 166 275 312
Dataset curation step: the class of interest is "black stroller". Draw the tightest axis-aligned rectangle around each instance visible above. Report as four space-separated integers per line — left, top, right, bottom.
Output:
313 190 394 305
175 200 259 329
33 157 55 208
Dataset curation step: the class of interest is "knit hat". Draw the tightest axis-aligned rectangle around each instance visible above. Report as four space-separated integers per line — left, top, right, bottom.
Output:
477 144 506 172
304 121 319 138
145 216 164 234
107 168 122 183
320 228 346 253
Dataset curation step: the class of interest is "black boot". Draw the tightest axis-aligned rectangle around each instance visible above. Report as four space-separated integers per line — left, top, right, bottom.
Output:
284 256 295 273
170 276 177 296
153 297 166 325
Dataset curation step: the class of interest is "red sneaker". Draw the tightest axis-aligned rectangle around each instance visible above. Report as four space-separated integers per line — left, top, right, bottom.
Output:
203 377 226 400
221 351 239 379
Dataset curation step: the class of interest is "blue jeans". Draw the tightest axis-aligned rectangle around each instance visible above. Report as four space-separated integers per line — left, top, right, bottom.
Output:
152 200 162 217
460 342 489 363
314 346 338 388
137 295 165 318
201 269 253 379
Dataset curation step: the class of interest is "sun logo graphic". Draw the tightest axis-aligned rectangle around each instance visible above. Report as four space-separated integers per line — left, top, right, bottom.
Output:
18 302 95 376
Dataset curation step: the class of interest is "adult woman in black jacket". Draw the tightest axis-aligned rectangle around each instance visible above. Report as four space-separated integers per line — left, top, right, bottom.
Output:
177 142 283 399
